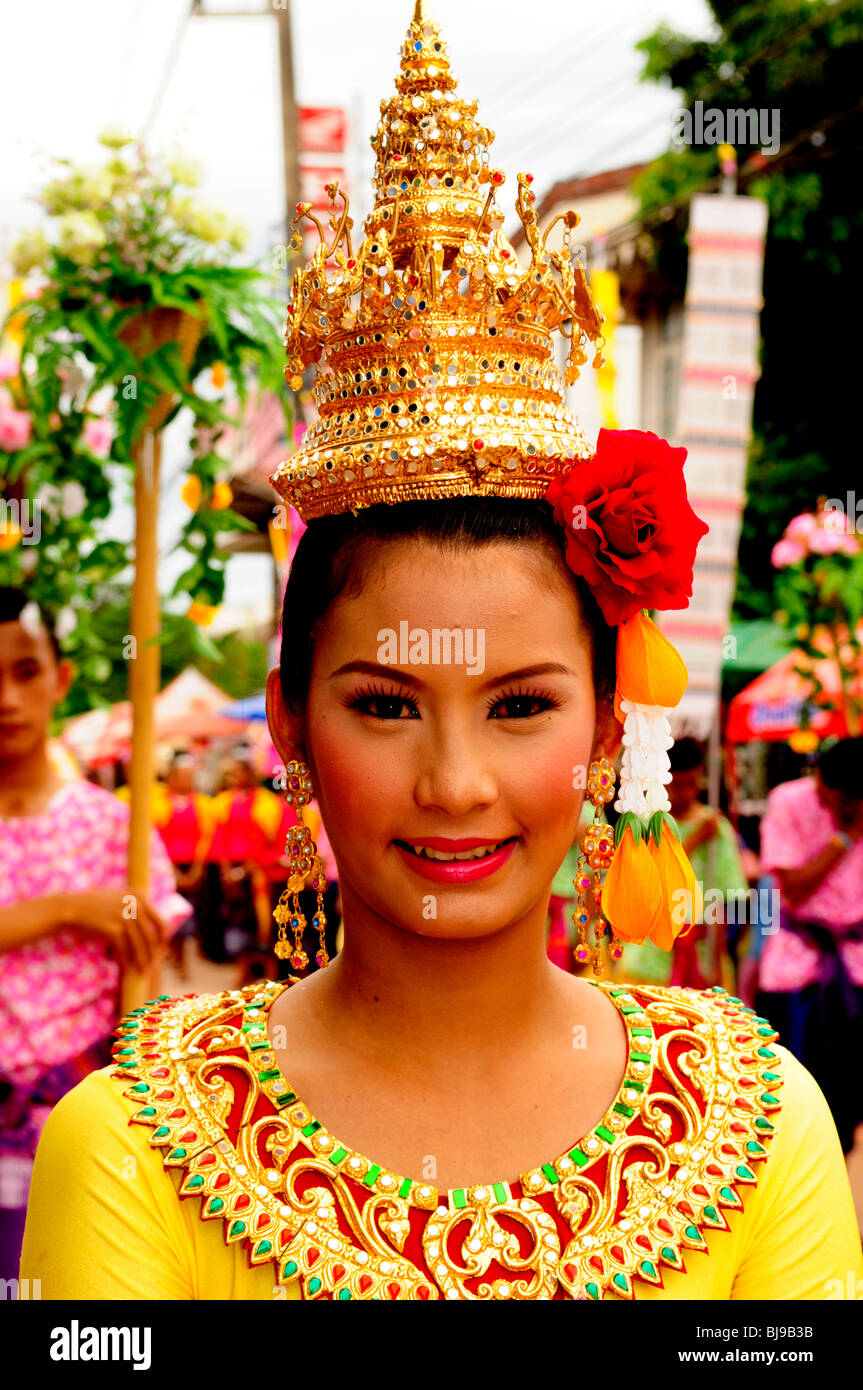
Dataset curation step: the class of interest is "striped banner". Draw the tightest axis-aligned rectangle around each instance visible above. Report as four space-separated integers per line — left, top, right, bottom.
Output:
657 193 768 737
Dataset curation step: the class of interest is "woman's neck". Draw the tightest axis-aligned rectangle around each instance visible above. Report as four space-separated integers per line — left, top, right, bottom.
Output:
0 742 62 817
313 885 572 1076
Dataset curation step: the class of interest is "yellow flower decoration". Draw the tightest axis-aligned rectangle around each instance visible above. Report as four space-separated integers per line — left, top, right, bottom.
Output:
210 482 233 510
187 602 218 626
181 475 202 509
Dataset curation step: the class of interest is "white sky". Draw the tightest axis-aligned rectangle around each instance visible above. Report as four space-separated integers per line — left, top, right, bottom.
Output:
1 0 714 629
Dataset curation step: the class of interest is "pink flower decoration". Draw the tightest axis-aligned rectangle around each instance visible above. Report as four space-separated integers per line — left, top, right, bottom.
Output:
0 404 32 451
771 537 806 568
785 513 818 541
292 421 308 449
808 528 845 555
82 416 114 459
0 356 19 383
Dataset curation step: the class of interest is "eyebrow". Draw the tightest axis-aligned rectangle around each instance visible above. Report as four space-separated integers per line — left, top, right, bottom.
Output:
327 659 575 693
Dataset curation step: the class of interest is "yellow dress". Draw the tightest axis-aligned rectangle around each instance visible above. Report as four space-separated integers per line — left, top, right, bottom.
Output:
21 980 862 1301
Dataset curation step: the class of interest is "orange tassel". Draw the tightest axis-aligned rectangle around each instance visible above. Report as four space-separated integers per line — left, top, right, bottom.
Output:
646 816 702 951
601 815 664 943
614 609 689 721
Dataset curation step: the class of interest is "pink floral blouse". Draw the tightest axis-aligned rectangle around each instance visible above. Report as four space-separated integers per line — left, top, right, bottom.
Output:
758 775 863 991
0 780 190 1087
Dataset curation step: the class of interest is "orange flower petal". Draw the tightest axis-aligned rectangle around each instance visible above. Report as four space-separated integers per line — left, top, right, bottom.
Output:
602 830 664 943
615 609 688 709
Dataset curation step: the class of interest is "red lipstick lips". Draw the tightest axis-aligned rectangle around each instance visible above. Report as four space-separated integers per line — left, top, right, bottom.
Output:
393 835 518 883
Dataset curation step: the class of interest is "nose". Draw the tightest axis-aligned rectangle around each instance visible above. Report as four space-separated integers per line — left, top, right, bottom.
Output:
412 718 499 819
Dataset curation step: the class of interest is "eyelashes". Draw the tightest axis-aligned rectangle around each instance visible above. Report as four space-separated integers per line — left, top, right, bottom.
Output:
343 683 562 721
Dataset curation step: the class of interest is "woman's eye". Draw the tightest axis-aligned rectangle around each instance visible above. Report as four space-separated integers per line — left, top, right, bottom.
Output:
351 693 418 720
489 694 556 719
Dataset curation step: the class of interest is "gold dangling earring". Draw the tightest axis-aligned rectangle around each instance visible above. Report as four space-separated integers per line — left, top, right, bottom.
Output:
572 755 619 974
274 759 329 970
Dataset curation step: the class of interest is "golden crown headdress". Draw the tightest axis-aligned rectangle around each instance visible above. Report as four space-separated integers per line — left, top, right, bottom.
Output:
270 0 606 521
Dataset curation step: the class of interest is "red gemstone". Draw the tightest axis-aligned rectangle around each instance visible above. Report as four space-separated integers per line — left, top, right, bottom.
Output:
388 1281 402 1299
526 173 534 184
332 1264 346 1281
730 1121 748 1134
234 1195 251 1211
692 1183 709 1198
734 1034 753 1044
155 1089 174 1101
610 1245 624 1263
359 1274 373 1293
167 1109 186 1120
213 1172 231 1189
563 1263 576 1280
472 439 484 451
307 1247 320 1266
501 250 511 260
705 1164 724 1177
151 1068 169 1078
677 1201 694 1217
256 1214 271 1232
417 1285 430 1300
347 259 356 269
589 1255 605 1273
635 1235 651 1252
657 1219 674 1236
179 1130 198 1144
492 171 504 184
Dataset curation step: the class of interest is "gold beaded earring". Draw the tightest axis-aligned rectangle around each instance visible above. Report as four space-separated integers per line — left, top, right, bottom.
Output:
572 756 621 975
274 760 329 970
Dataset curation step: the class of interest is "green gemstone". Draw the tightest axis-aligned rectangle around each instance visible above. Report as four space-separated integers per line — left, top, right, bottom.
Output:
620 1005 642 1015
624 1079 645 1092
229 1220 246 1237
185 1175 203 1190
308 1276 322 1294
703 1205 719 1222
745 1140 766 1154
275 1091 297 1107
541 1163 559 1184
762 1071 780 1083
585 1282 600 1300
569 1147 589 1167
116 1047 136 1056
398 1178 412 1199
452 1188 467 1210
660 1245 679 1263
136 1107 156 1118
283 1260 298 1278
255 1240 273 1256
736 1164 756 1181
258 1069 280 1082
727 995 742 1004
613 1102 635 1118
640 1260 657 1278
208 1198 224 1215
337 1288 351 1299
329 1147 348 1166
362 1164 381 1187
249 1038 270 1051
760 1093 780 1107
130 1083 149 1094
756 1027 774 1037
167 1147 187 1160
153 1126 170 1138
629 1051 651 1064
756 1047 776 1060
710 985 726 993
684 1225 704 1243
630 1027 652 1038
609 988 631 997
116 1061 136 1069
612 1273 629 1292
595 1125 615 1144
719 1186 739 1204
301 1121 321 1137
754 1117 774 1131
493 1182 508 1204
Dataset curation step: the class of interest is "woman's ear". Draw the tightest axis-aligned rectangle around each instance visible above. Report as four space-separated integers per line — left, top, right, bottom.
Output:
265 667 306 768
594 695 623 766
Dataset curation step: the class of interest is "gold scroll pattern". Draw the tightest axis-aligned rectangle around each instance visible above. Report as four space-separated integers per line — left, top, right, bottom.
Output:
112 981 783 1300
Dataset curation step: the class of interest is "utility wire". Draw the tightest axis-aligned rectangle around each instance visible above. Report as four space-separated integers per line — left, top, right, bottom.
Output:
142 0 195 137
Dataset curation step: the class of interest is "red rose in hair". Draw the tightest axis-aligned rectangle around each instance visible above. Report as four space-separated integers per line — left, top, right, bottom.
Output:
546 429 709 626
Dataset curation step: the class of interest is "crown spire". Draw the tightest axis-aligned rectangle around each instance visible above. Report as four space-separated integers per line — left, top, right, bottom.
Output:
272 4 605 521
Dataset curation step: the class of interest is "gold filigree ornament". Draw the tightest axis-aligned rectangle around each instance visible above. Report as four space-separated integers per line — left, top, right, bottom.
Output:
270 1 605 522
112 981 784 1300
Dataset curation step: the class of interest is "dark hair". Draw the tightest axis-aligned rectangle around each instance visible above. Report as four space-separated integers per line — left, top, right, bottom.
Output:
668 736 705 773
0 586 61 661
279 497 617 714
818 737 863 797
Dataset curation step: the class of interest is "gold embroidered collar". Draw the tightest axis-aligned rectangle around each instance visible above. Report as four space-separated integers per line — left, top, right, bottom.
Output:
112 981 783 1300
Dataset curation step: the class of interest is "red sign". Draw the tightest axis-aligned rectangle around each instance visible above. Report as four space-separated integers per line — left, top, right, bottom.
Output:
298 106 347 154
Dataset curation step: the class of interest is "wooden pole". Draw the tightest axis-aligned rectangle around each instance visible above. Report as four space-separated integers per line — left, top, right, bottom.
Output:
275 1 300 242
123 427 162 1014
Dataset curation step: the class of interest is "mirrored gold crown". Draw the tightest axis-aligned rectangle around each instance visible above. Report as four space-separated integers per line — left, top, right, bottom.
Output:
271 0 606 521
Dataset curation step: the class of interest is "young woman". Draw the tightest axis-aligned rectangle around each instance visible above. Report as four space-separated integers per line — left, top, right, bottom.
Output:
20 3 862 1300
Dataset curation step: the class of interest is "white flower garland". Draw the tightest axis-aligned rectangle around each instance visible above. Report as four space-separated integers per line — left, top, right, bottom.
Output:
614 698 674 820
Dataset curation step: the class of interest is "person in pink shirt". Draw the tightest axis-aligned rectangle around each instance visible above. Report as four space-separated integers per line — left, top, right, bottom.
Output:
0 588 190 1281
757 737 863 1152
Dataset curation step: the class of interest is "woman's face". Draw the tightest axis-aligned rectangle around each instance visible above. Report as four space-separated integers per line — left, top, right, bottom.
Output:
268 538 618 942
